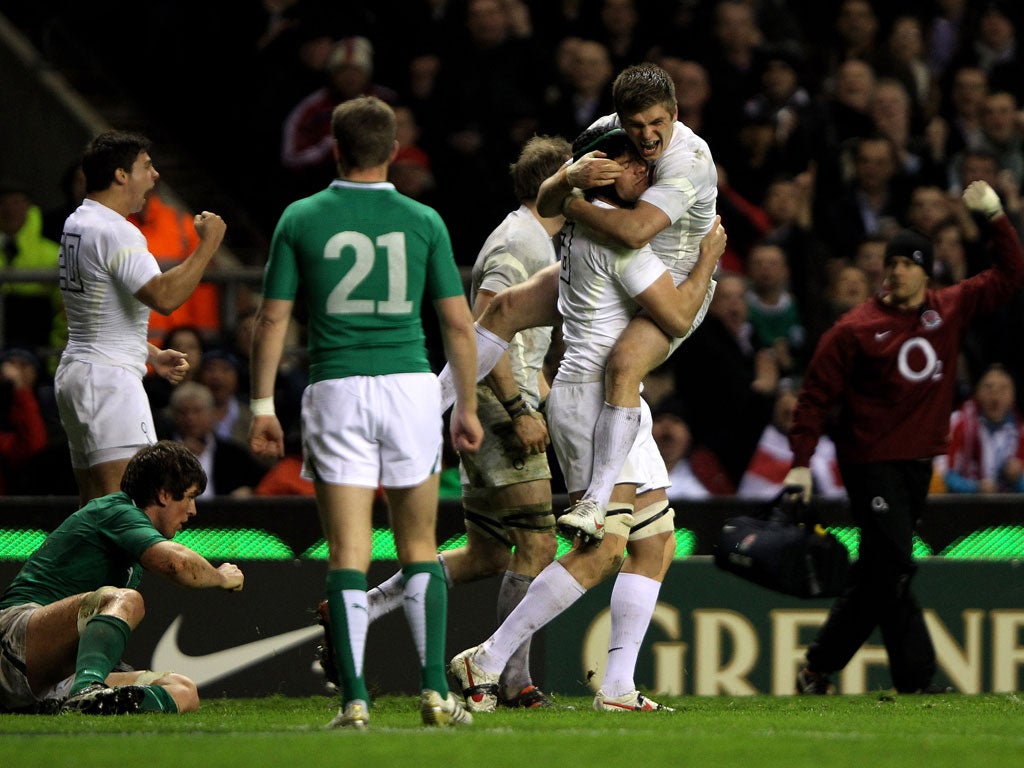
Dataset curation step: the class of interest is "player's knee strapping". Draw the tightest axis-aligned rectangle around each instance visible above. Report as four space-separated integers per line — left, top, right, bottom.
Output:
502 502 556 533
603 504 636 539
629 500 675 540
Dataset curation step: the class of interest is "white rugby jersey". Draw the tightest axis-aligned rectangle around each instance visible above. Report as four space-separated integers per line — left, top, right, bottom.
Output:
470 205 556 406
58 199 161 376
589 115 718 279
555 200 667 383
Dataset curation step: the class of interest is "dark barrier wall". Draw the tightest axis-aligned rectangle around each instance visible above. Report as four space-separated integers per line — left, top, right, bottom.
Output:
3 494 1022 557
1 496 1022 697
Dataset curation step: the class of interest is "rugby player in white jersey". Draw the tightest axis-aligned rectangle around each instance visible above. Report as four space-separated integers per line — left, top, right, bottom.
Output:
55 130 225 507
438 63 718 541
364 136 570 708
450 127 725 713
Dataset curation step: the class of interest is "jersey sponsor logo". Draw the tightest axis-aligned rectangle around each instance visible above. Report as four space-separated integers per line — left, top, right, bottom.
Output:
897 337 943 383
151 615 322 687
874 331 892 341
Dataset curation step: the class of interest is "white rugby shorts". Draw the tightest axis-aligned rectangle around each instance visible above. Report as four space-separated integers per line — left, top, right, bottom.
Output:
547 380 668 495
54 359 156 469
301 373 443 488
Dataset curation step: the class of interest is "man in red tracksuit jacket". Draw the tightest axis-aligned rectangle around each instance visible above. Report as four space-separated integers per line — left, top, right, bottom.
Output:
784 180 1024 694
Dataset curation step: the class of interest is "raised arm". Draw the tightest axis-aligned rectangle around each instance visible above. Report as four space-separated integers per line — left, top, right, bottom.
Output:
135 212 226 315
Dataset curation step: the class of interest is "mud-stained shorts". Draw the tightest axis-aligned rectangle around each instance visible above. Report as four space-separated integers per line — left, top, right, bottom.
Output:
0 604 73 712
459 386 554 546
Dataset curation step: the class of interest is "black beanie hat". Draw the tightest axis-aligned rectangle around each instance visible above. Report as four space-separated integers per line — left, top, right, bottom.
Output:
885 229 934 277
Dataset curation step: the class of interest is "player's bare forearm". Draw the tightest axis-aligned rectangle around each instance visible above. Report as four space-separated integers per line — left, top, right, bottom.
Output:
564 198 669 250
536 165 575 218
135 213 225 314
250 299 292 401
436 296 482 451
677 215 726 305
141 541 244 590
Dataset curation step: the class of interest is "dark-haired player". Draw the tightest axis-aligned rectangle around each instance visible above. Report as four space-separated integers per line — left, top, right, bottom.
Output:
0 441 244 714
450 128 725 714
786 181 1024 694
55 130 225 507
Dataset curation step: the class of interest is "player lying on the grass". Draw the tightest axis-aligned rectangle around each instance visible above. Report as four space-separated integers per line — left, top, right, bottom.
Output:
438 63 718 543
0 441 244 715
450 127 726 714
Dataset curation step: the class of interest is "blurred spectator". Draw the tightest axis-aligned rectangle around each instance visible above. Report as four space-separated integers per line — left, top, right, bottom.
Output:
928 0 970 79
822 135 910 260
869 77 945 185
820 58 876 156
42 161 86 242
197 349 252 446
650 399 719 499
280 36 399 198
0 348 48 494
427 0 544 259
128 189 222 346
977 90 1024 188
669 273 779 487
877 13 938 122
741 41 824 180
958 1 1024 102
389 105 437 202
538 39 614 141
0 181 62 354
737 384 845 500
579 0 651 75
166 381 266 498
945 364 1024 493
144 324 206 426
744 242 805 375
659 57 716 140
702 0 763 137
851 233 888 295
823 262 871 325
822 0 882 79
938 65 988 163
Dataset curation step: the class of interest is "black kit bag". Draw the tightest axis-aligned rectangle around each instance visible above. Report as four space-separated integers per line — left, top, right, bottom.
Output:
713 487 851 598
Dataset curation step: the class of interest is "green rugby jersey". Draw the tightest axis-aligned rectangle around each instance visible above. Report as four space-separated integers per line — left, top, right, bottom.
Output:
0 492 166 609
262 180 465 383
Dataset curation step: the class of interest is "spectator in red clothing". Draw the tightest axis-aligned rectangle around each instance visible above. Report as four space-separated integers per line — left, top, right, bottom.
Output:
785 181 1024 695
280 36 399 199
945 364 1024 493
0 349 48 494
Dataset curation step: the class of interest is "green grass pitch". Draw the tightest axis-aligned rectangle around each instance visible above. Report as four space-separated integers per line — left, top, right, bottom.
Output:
3 693 1022 768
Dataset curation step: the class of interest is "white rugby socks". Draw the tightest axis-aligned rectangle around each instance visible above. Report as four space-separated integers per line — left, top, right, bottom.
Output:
584 403 641 508
601 572 661 697
475 561 585 674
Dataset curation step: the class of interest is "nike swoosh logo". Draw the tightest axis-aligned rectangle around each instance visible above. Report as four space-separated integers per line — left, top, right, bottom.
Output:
151 616 322 687
875 331 891 341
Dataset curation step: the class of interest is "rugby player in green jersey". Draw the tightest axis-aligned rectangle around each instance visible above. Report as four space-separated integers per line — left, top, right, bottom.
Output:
0 441 244 715
248 96 482 729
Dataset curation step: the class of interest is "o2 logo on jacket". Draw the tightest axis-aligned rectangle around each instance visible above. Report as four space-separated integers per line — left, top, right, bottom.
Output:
898 337 943 383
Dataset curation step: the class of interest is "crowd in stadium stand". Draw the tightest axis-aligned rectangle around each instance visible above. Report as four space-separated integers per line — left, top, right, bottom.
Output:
4 0 1024 498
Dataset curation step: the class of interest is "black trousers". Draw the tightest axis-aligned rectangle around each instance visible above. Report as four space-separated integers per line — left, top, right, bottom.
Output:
806 459 936 692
